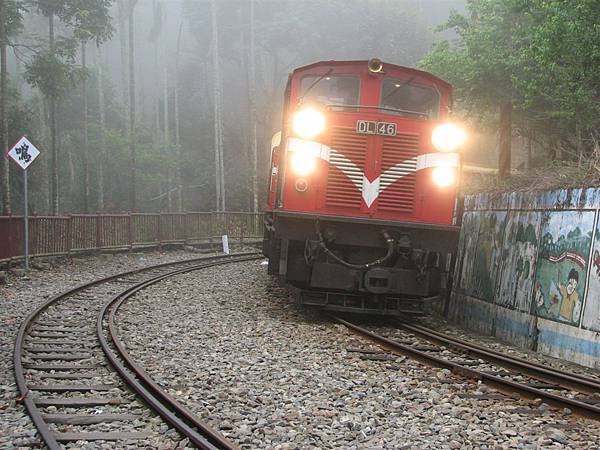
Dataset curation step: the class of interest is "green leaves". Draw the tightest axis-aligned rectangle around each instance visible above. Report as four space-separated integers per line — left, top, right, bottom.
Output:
422 0 600 158
2 0 26 39
24 1 113 99
62 0 114 43
25 43 85 99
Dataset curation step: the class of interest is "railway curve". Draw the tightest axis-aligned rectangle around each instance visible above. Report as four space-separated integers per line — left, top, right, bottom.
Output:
14 252 261 449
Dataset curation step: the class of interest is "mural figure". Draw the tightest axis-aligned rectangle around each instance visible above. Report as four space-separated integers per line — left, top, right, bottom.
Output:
533 211 594 326
593 249 600 276
582 220 600 332
496 212 540 312
558 269 580 322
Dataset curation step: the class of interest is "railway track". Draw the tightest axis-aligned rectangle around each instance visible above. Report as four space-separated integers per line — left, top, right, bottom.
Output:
14 252 261 450
334 316 600 420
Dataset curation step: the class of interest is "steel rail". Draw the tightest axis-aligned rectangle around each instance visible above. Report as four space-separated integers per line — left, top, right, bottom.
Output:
333 316 600 420
396 321 600 394
99 255 262 450
14 251 259 449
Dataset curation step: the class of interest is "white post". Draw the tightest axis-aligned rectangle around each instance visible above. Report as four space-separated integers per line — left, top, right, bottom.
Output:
221 234 229 254
23 169 29 269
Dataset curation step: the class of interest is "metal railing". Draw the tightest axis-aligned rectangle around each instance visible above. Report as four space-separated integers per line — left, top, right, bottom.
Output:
0 212 264 264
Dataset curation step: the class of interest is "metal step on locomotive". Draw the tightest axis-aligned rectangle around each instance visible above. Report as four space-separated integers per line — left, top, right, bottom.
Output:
262 58 466 315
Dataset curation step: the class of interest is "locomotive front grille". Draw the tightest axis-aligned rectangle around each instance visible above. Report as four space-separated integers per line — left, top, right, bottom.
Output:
378 133 419 212
326 127 367 208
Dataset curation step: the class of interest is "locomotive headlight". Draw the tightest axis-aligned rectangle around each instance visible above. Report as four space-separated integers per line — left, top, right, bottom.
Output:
292 108 325 139
432 166 456 187
432 123 466 152
291 151 316 176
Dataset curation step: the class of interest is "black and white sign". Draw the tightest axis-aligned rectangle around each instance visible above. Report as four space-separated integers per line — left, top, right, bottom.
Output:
6 136 41 270
7 136 40 170
356 120 396 136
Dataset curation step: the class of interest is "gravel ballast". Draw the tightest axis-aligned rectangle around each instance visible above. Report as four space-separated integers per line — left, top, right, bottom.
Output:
116 260 600 449
0 249 217 449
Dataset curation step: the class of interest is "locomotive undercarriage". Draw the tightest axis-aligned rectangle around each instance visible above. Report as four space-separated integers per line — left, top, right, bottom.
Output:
263 211 460 315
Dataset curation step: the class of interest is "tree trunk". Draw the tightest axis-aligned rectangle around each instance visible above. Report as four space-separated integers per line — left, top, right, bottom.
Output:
0 4 10 215
81 41 89 213
96 44 106 212
49 13 59 214
174 22 183 212
163 56 171 211
154 43 160 145
576 121 584 166
526 134 532 170
66 126 75 208
211 0 225 211
117 0 129 106
249 0 258 212
498 102 512 180
128 0 137 211
39 97 50 212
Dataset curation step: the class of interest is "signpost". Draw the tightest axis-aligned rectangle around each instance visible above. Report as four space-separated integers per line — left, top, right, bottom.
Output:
6 136 41 269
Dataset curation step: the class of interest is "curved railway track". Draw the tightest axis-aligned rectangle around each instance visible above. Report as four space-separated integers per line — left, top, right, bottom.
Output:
334 316 600 420
14 252 261 450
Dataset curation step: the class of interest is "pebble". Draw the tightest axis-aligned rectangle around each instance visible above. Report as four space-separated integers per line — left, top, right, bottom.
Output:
115 260 600 449
0 249 223 449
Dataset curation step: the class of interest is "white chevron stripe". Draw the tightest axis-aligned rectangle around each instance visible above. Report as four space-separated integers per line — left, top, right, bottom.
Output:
362 176 380 207
287 137 459 207
328 148 362 191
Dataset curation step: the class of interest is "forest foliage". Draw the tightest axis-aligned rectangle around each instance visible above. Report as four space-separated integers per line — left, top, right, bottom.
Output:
1 0 454 215
2 0 597 214
422 0 600 174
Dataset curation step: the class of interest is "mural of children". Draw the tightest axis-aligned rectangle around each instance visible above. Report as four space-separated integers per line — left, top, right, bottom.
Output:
558 269 579 323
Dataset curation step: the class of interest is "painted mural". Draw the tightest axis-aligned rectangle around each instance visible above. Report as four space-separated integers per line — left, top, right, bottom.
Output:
464 211 507 302
532 211 595 326
456 212 480 294
582 218 600 332
495 211 541 312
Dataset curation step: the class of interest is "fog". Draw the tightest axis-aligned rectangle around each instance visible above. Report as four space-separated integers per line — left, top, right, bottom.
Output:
2 0 465 214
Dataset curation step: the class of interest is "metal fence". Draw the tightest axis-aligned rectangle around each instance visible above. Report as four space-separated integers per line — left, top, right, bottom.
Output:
0 212 264 263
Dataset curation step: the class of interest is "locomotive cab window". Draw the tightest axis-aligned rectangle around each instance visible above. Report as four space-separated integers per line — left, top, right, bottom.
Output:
299 75 360 111
380 78 439 120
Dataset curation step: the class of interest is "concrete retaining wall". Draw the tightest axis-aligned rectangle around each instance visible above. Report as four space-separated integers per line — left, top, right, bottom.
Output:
449 188 600 369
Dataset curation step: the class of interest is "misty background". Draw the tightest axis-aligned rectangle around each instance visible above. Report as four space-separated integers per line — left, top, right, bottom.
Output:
1 0 465 215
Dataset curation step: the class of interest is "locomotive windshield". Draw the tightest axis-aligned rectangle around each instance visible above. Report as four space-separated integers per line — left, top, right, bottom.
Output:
380 78 439 119
299 75 360 110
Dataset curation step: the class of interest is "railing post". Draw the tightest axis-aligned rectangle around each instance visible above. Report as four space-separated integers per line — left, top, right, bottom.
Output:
209 212 214 248
157 213 162 251
128 213 133 251
184 212 189 245
7 214 13 269
95 214 102 252
66 215 72 257
239 214 245 245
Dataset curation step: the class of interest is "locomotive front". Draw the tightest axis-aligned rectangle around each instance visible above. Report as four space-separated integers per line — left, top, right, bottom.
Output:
263 59 464 314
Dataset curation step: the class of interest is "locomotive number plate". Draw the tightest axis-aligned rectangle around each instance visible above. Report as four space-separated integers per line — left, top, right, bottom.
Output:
356 120 396 136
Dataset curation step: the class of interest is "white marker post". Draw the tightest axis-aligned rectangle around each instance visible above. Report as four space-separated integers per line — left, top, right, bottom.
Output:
7 136 41 270
221 234 230 254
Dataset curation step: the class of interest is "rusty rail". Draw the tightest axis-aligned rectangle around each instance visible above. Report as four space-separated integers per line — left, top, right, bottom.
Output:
334 316 600 420
0 212 263 264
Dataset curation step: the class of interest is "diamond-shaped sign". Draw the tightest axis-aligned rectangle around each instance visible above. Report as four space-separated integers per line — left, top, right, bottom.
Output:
7 136 40 170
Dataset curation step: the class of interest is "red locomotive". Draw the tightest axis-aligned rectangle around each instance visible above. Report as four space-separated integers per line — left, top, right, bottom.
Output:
263 59 464 314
